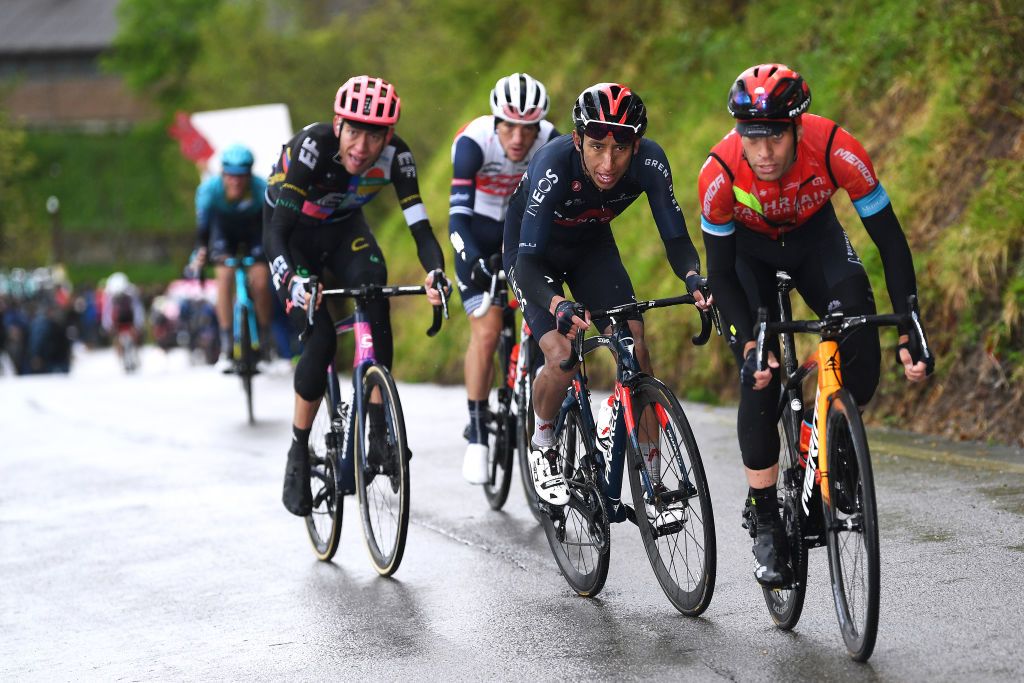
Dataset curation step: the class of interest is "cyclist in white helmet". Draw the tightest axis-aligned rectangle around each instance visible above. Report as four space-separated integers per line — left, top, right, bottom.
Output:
449 72 559 484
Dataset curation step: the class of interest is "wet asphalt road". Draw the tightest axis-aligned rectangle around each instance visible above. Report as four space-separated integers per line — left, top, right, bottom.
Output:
2 347 1023 680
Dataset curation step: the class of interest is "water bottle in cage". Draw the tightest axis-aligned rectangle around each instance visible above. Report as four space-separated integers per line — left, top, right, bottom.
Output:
333 400 356 495
596 394 618 452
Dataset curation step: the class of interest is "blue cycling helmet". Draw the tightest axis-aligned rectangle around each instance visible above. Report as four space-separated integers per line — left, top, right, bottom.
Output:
221 144 254 175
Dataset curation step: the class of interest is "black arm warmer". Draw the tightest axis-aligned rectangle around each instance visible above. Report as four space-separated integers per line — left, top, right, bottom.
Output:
410 220 445 273
860 204 917 316
664 234 701 281
704 231 753 348
514 252 560 313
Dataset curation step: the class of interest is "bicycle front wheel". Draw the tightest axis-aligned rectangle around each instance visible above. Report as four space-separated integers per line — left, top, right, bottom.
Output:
823 388 880 662
626 377 716 616
761 402 809 629
305 393 342 561
541 404 610 597
355 364 410 577
483 389 515 510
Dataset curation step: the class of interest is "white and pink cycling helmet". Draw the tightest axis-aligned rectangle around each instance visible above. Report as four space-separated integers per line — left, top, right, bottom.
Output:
334 75 401 126
490 72 549 124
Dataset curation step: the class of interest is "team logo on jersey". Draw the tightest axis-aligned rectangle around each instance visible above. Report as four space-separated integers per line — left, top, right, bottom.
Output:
352 237 369 251
571 180 582 192
298 137 319 170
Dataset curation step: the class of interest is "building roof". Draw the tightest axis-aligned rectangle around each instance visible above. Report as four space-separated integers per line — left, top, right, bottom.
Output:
0 0 119 55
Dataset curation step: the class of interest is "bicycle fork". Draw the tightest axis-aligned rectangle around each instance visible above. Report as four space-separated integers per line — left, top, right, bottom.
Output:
802 340 841 515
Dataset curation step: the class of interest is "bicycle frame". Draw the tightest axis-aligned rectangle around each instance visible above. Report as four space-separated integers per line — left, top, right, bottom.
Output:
555 298 709 525
223 255 259 355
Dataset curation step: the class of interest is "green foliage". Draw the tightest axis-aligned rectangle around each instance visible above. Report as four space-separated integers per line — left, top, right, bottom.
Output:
0 111 46 265
20 124 194 233
104 0 223 108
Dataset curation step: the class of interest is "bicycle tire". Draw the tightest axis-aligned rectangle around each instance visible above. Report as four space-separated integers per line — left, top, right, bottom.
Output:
355 364 410 577
625 377 716 616
516 344 543 522
540 403 610 597
305 394 343 561
238 307 255 425
483 388 515 509
761 402 809 629
823 388 880 662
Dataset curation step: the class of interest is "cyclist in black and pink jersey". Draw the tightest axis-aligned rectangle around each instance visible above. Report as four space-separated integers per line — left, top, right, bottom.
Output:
504 82 707 507
698 64 933 587
264 75 449 517
449 72 559 485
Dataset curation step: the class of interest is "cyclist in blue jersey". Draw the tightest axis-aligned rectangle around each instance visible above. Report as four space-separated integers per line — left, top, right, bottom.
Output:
191 144 273 372
503 82 708 506
449 72 559 484
264 76 449 516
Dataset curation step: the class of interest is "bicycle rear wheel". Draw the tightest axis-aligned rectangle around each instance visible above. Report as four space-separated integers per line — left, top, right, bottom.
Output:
483 389 515 509
761 402 809 629
238 307 255 425
823 388 880 662
305 394 342 561
626 377 716 616
540 404 610 597
355 364 410 577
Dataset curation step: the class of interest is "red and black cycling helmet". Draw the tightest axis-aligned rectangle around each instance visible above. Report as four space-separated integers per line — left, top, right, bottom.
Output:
572 83 647 143
334 75 401 127
728 64 810 136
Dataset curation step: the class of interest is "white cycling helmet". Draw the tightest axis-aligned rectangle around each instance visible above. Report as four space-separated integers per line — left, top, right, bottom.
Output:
106 271 130 295
490 72 549 124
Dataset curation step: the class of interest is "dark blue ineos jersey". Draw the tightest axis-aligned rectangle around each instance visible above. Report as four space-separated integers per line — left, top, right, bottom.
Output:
503 134 699 308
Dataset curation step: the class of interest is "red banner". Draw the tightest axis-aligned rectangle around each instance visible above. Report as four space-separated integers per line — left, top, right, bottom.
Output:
168 111 214 163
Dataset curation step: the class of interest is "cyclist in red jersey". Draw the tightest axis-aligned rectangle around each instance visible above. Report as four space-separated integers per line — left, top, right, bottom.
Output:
698 64 933 587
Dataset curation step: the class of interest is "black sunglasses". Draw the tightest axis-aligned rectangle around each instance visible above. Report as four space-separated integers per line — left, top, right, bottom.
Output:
581 121 638 144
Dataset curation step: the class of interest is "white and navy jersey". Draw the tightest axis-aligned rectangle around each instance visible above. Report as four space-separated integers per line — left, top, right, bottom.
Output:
449 115 556 228
448 116 556 271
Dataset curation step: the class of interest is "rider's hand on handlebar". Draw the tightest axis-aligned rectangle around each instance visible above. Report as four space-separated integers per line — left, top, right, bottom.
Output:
188 247 207 274
741 345 778 390
425 269 450 306
289 275 320 311
685 272 713 311
469 257 499 291
897 334 931 383
553 298 590 341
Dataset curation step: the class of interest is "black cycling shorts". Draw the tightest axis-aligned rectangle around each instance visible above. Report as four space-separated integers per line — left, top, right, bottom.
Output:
208 213 265 262
452 214 506 315
505 226 639 340
731 207 881 471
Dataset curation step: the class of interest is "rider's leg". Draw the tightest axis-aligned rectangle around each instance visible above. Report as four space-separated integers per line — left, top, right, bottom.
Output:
213 264 235 362
464 308 502 439
247 261 274 354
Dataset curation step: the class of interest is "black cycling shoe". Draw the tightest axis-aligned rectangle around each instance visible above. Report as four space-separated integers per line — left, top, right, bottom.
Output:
752 519 793 588
282 445 312 516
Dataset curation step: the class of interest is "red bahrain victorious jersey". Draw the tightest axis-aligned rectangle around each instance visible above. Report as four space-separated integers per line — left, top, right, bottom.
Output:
698 114 891 239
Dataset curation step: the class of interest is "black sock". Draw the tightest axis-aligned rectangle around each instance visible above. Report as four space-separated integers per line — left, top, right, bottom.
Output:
368 403 386 433
467 399 487 444
749 485 779 526
291 424 311 456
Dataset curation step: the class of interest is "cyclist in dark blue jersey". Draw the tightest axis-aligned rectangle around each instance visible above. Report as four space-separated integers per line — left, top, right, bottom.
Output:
503 82 708 506
191 144 273 372
263 76 449 516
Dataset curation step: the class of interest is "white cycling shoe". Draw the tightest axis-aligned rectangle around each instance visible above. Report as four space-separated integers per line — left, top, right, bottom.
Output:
462 443 489 485
530 444 570 506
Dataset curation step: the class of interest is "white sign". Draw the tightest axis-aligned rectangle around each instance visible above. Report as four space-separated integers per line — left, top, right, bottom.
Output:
189 104 293 179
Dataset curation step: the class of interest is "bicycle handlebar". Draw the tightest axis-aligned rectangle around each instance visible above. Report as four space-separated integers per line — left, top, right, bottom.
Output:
298 274 448 341
471 268 507 318
558 293 712 371
754 294 934 372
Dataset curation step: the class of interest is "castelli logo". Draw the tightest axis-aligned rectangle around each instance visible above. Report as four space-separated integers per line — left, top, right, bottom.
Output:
572 180 582 192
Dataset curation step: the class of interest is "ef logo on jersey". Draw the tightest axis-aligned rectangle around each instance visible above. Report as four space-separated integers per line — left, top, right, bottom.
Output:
298 137 319 170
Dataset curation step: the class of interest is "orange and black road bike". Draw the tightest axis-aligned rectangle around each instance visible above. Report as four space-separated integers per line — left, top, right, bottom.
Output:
746 270 933 662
